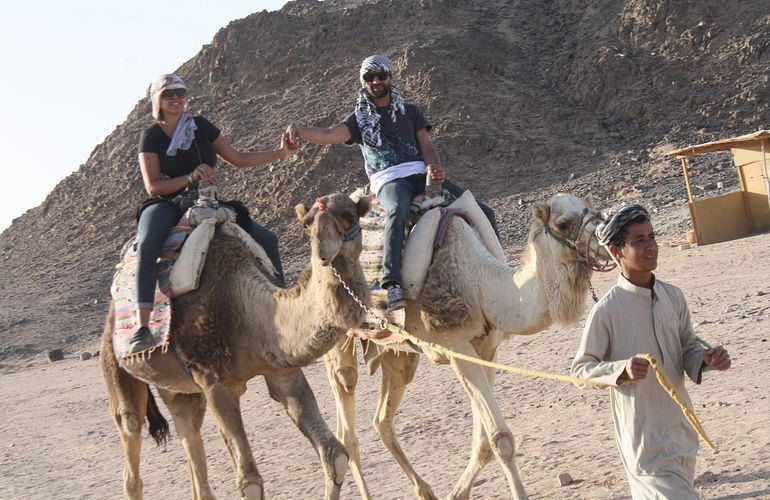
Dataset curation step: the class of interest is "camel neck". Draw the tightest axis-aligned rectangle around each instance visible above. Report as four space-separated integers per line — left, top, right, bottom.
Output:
501 233 590 333
263 257 367 368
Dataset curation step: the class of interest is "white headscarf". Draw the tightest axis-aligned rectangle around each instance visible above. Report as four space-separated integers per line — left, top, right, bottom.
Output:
355 55 406 147
149 74 196 156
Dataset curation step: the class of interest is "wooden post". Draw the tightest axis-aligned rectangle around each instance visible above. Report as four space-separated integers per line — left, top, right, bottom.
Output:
681 158 700 245
762 140 770 214
737 162 756 234
681 157 695 203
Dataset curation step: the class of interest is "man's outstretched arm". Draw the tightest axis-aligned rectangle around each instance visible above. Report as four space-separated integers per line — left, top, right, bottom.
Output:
287 122 352 145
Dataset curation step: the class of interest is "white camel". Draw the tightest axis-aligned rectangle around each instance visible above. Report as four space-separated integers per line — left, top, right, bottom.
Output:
323 193 611 500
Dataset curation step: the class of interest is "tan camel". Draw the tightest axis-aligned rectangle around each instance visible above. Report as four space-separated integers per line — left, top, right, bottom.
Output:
324 193 611 500
101 193 370 500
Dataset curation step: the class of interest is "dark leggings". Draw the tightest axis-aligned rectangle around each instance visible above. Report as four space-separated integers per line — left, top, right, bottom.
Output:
135 202 284 307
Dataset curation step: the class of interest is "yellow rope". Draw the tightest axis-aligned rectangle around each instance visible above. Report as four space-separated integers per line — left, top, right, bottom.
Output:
382 323 715 449
382 323 606 386
638 354 716 449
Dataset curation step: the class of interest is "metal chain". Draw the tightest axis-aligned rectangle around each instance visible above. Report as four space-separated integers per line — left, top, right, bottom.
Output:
331 264 386 328
587 276 599 303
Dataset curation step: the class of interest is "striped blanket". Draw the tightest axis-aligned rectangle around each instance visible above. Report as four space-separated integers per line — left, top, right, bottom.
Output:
110 215 193 360
354 192 407 334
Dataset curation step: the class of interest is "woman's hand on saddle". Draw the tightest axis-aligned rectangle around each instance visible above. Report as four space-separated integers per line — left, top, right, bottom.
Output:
192 164 215 183
427 164 446 183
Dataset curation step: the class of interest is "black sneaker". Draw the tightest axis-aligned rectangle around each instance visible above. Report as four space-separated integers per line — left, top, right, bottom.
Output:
128 327 154 354
387 285 407 311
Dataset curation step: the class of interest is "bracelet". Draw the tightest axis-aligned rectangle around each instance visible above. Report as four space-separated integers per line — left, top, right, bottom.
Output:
185 174 194 187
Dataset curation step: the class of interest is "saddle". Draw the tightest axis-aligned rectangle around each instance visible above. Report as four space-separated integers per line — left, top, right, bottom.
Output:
348 187 504 353
111 184 275 361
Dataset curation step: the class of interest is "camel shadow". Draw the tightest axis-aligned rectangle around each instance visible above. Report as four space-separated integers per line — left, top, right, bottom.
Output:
695 469 770 499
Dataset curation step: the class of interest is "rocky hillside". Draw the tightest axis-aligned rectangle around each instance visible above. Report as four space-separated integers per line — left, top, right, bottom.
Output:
1 0 768 360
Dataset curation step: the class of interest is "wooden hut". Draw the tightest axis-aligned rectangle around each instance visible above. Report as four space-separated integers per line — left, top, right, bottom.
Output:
668 130 770 245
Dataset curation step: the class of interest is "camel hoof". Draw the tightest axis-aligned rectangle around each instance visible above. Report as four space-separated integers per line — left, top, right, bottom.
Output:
241 483 262 500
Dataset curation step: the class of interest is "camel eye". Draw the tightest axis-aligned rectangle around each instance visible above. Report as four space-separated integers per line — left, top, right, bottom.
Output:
557 221 569 231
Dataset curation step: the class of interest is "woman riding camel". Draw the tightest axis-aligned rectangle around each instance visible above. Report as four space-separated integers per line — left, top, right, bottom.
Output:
129 73 294 353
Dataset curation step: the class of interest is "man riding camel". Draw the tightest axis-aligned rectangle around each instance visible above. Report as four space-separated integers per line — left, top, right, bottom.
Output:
286 54 498 310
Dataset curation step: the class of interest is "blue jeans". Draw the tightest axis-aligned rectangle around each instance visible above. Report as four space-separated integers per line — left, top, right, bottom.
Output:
377 174 498 288
135 201 285 307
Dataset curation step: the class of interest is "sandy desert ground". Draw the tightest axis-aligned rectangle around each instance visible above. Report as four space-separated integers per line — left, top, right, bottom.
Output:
0 230 768 500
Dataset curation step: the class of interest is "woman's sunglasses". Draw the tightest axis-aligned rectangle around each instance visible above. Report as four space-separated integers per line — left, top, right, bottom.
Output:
161 88 187 99
362 71 391 82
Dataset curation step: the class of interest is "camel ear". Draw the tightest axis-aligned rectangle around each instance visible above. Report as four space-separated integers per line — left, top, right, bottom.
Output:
355 196 370 217
585 194 595 208
295 203 308 223
533 202 550 224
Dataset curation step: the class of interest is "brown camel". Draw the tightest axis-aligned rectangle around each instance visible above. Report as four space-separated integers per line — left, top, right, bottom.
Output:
101 193 370 500
323 193 612 499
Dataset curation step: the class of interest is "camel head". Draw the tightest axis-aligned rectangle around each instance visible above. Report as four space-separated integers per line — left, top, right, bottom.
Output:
532 194 614 271
295 193 370 266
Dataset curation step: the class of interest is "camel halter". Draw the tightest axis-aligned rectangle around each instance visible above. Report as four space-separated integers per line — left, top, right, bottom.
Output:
542 207 615 273
343 223 361 241
314 198 361 241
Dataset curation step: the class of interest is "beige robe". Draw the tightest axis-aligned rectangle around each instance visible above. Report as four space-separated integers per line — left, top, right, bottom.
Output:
571 274 706 500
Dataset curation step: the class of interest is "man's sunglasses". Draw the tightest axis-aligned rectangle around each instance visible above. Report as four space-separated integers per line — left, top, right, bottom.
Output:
362 71 391 82
161 88 187 99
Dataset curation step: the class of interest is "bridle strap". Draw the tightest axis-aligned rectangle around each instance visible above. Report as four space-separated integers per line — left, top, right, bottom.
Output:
542 223 577 250
343 223 361 241
542 208 591 250
541 208 615 272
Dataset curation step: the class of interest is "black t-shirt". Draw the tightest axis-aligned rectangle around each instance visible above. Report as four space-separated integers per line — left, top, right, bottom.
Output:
139 116 221 179
343 103 431 178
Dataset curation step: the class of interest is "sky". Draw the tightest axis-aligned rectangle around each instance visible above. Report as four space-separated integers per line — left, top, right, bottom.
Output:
0 0 289 232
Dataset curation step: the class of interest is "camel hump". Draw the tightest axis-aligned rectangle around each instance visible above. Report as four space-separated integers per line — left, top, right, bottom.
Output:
402 191 505 300
171 210 276 297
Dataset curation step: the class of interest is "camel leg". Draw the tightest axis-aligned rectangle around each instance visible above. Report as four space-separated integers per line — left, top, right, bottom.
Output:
448 367 496 500
373 350 437 500
265 368 348 500
114 377 148 500
102 320 149 500
157 389 214 500
197 378 263 500
323 339 371 499
448 342 527 500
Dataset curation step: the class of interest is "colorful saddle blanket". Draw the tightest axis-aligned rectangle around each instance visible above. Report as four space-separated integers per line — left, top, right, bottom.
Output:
111 215 193 360
354 192 407 334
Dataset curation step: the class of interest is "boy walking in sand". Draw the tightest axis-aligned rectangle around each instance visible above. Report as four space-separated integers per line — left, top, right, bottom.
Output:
571 204 731 499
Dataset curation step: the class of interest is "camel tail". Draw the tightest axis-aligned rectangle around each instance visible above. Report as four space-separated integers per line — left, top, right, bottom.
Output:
145 387 169 446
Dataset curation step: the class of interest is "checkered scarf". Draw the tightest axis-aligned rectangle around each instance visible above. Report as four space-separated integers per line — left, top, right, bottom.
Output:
596 204 650 247
355 55 406 147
